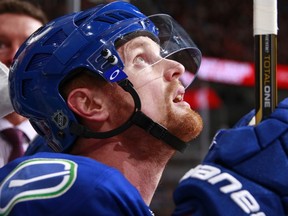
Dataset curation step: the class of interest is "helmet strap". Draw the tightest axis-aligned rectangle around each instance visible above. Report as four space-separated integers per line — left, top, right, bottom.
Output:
69 78 188 152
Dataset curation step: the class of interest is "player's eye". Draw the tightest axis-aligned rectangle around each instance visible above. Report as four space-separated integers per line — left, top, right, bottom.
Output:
135 56 145 64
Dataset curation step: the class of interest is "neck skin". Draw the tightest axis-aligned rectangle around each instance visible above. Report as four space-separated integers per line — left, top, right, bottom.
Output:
69 125 175 205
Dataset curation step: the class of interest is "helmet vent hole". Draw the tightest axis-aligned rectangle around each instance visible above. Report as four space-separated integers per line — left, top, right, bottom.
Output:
94 12 135 24
22 79 32 98
44 30 67 46
75 15 91 27
74 8 95 27
26 54 51 71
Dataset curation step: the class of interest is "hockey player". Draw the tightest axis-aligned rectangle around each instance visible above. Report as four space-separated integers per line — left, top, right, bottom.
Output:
1 1 202 215
1 1 288 216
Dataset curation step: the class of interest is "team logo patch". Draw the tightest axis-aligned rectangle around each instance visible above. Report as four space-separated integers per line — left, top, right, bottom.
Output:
0 158 77 216
52 110 68 129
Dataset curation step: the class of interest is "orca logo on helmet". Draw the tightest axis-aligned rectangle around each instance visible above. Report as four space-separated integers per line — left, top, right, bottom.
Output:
0 158 77 216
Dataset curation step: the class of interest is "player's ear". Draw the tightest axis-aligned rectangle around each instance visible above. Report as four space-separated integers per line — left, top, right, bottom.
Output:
67 88 108 121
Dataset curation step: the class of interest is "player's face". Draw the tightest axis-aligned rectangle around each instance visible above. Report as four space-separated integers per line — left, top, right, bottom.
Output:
117 36 203 142
0 13 42 67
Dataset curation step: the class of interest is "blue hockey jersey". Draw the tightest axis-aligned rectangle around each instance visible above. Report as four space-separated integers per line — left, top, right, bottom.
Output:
0 152 153 216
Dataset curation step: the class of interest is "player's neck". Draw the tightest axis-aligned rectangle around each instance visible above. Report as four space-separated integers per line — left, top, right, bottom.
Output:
99 141 174 205
71 136 175 205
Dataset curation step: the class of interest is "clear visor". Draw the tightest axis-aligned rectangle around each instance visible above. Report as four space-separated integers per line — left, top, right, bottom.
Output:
114 14 201 88
89 14 201 88
149 14 201 88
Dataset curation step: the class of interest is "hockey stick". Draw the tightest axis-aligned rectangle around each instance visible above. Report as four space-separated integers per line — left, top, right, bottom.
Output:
254 0 278 124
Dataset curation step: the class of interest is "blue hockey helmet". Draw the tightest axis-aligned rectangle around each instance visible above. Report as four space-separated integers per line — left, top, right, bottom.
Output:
9 1 201 152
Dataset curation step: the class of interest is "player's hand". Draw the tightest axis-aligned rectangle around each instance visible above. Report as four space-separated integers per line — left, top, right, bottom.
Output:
173 163 284 216
203 97 288 214
232 109 255 127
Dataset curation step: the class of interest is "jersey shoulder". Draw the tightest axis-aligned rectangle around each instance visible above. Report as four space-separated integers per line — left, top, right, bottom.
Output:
0 153 152 216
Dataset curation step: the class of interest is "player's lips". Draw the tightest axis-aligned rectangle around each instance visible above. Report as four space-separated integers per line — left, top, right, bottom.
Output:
173 86 185 103
172 85 191 108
